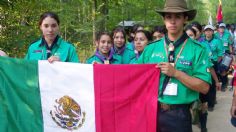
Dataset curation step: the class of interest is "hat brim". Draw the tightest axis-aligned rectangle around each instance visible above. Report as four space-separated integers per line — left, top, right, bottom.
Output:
156 9 197 21
204 28 214 31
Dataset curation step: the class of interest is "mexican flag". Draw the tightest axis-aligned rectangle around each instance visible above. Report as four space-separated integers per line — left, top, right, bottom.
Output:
0 57 159 132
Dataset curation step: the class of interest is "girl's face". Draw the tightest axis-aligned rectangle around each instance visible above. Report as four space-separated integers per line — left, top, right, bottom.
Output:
186 29 196 40
96 35 112 55
113 32 125 48
134 32 148 52
153 31 164 41
40 17 59 42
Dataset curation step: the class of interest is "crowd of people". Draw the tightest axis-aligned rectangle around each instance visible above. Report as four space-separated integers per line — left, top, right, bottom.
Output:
1 0 236 132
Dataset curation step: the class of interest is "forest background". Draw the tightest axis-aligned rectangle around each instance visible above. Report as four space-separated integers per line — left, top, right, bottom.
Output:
0 0 235 62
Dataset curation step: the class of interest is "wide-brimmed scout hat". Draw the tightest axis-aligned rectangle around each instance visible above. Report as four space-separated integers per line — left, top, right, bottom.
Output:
156 0 197 21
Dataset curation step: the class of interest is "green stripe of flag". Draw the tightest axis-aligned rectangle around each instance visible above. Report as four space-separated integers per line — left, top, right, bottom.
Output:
0 57 43 132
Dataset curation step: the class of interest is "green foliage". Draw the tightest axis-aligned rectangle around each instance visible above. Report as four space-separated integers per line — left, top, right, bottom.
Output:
0 0 235 61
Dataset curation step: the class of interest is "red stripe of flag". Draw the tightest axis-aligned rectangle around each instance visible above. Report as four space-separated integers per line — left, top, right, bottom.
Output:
94 64 160 132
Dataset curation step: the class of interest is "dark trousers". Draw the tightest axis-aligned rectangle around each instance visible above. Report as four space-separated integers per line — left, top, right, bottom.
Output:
221 74 228 90
158 104 192 132
207 78 216 108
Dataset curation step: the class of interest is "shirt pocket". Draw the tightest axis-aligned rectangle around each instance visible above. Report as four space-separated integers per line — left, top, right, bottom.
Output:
30 52 44 60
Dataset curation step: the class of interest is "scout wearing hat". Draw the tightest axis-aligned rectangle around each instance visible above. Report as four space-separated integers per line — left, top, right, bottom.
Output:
215 23 234 91
203 25 224 63
215 23 233 54
197 24 223 132
137 0 211 131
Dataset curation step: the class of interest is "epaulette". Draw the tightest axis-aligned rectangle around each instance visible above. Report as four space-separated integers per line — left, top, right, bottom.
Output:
147 39 161 45
29 38 42 46
189 38 204 47
87 54 96 60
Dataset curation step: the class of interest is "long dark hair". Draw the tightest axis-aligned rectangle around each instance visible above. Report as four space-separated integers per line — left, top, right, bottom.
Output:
96 31 111 41
135 30 152 42
191 21 202 32
185 25 197 36
39 11 60 26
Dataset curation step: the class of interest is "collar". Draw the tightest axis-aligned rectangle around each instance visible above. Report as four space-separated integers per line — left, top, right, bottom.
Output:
205 36 214 43
40 35 59 49
134 50 142 59
165 33 188 48
95 49 114 62
197 36 205 43
112 45 126 55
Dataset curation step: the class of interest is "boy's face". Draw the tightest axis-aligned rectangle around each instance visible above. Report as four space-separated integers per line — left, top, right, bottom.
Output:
204 29 214 38
163 13 188 36
218 27 225 34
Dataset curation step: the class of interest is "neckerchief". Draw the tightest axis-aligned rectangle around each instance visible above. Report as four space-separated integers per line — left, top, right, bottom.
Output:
197 36 205 43
112 45 126 55
164 33 188 63
134 50 142 59
160 33 188 97
41 35 59 59
95 49 114 63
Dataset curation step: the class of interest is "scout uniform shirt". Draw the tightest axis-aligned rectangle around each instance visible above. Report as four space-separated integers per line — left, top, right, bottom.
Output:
215 31 233 52
130 40 159 64
137 35 211 104
112 45 135 64
202 36 224 62
130 50 141 64
86 49 122 64
25 36 79 62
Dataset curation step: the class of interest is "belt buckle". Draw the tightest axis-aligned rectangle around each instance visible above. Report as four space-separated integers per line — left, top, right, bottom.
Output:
160 103 170 111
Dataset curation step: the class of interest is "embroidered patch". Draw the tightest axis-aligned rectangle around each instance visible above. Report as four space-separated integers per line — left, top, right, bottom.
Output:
151 53 164 59
33 50 43 53
180 60 192 66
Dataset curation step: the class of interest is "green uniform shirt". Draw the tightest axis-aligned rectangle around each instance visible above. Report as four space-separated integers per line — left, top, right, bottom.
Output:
130 57 138 64
137 37 211 104
25 37 79 62
215 31 233 52
86 53 122 64
126 42 135 51
113 45 135 64
202 37 224 62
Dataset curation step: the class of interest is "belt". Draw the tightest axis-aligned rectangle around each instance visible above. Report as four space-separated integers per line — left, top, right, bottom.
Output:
159 102 190 111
